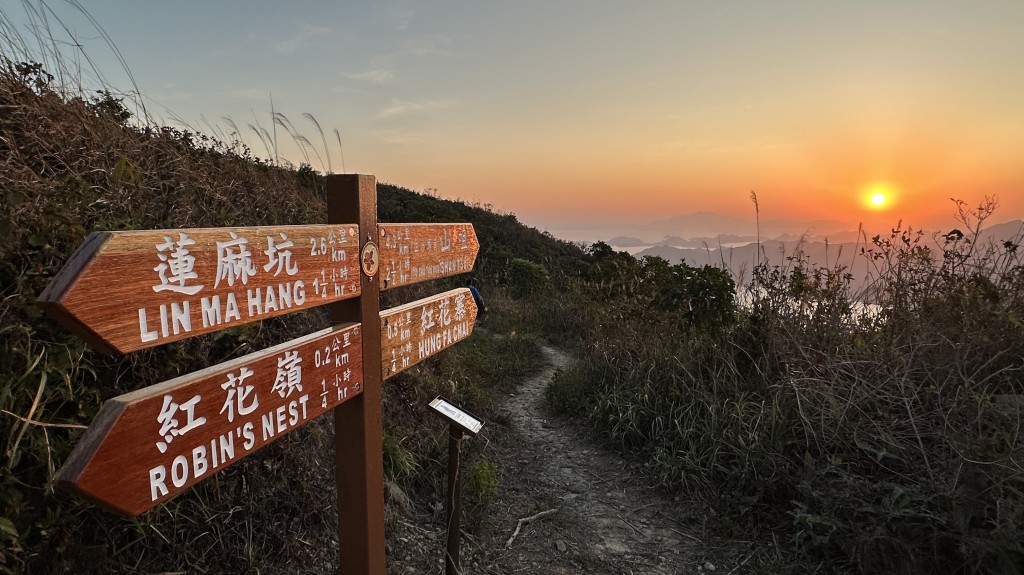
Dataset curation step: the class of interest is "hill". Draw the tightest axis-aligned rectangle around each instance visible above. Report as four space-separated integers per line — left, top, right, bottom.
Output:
650 211 852 238
0 62 585 573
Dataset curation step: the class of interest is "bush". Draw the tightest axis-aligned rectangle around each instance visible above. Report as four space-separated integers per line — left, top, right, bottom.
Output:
383 429 419 481
505 258 550 299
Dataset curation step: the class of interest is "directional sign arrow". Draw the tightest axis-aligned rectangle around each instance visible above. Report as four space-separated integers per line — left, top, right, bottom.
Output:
57 323 364 517
380 288 477 379
38 224 362 354
378 224 479 290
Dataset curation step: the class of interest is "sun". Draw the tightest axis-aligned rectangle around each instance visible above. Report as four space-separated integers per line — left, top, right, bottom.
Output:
862 182 896 210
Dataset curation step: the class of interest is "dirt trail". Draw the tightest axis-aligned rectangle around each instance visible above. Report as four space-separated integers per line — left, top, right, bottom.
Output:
390 345 755 574
471 346 753 574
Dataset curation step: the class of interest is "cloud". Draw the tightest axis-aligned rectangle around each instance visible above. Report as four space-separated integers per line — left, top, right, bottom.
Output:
389 7 416 31
373 129 428 145
408 37 454 59
224 87 274 101
374 98 458 119
274 24 331 54
340 68 396 84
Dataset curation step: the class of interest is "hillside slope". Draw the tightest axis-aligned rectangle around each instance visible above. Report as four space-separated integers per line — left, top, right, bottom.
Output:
0 63 583 573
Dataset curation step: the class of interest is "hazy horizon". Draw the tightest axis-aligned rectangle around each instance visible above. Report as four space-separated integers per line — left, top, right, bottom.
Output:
539 208 1022 248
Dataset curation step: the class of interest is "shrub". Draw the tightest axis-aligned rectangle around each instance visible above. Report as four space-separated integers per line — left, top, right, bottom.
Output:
505 258 550 298
383 430 419 481
464 457 498 526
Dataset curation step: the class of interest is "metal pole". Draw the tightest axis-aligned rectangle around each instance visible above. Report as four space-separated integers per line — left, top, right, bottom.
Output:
327 174 386 575
445 426 464 575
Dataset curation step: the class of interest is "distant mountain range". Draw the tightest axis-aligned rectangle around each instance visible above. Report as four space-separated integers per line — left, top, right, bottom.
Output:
547 211 862 248
648 211 854 239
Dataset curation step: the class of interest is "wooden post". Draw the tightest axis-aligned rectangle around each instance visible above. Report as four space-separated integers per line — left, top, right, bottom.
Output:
328 174 386 575
445 426 464 575
42 171 482 569
430 397 482 575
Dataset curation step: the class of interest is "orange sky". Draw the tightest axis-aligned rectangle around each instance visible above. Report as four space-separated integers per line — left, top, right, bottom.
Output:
9 1 1024 233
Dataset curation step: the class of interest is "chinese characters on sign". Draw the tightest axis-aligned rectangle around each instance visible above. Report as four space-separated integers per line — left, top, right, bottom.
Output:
380 288 478 379
42 191 483 536
56 324 364 517
378 224 479 290
38 225 362 354
429 396 484 435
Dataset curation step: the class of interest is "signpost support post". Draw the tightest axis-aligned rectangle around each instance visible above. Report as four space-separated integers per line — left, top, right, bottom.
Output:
327 174 386 575
429 396 484 575
445 427 464 575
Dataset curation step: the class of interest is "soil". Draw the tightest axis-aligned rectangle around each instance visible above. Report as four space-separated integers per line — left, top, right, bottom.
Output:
387 346 758 574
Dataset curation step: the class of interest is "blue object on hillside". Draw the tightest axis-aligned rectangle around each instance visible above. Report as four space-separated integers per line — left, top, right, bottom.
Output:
467 281 486 314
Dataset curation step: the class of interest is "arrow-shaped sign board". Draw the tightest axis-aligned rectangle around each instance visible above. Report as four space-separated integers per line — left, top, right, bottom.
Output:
56 323 364 516
380 288 478 379
56 286 479 517
38 224 362 354
378 224 479 290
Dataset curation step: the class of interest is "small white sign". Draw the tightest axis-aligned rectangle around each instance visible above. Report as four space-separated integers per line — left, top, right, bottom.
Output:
429 396 483 435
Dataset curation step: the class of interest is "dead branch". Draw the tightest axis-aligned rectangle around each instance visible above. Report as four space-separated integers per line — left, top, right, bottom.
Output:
504 508 557 549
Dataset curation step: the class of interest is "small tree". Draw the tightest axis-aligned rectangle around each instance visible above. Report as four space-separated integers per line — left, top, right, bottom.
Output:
506 258 550 298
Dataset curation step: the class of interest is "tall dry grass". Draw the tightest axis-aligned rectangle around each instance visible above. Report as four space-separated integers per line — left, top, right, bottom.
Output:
0 56 345 573
0 53 563 571
1 1 346 175
548 205 1024 573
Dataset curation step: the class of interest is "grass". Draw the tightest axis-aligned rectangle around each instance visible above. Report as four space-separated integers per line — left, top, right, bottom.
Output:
0 3 569 571
0 53 550 572
545 204 1024 573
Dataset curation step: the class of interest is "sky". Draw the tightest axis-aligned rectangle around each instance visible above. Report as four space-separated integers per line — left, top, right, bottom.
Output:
4 1 1023 236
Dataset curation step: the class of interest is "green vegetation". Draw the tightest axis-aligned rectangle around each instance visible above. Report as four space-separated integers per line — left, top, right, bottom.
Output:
465 457 499 525
0 60 550 573
545 213 1024 573
506 258 551 298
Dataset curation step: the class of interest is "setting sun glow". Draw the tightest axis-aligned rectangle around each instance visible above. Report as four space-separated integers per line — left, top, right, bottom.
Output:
863 182 896 211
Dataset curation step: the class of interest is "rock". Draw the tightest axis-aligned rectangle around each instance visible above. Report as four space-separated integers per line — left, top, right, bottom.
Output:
556 540 567 553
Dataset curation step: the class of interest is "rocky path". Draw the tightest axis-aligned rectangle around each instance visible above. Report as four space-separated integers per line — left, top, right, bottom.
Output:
390 346 756 574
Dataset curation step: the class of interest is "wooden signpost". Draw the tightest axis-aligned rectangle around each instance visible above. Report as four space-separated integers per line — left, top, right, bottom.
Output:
40 174 480 574
57 323 364 516
38 224 362 354
380 288 477 379
378 223 478 290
